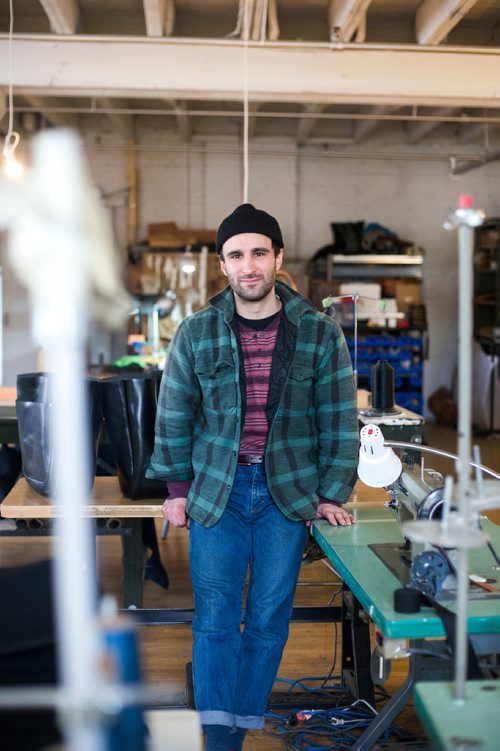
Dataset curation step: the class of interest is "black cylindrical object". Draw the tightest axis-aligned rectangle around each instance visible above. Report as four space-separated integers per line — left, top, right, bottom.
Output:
394 587 421 614
371 359 395 411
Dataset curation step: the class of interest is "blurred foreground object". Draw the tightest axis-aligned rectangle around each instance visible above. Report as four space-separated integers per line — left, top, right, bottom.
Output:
0 128 131 331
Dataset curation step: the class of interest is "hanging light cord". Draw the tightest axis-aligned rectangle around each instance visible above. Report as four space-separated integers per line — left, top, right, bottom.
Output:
3 0 20 162
242 1 249 203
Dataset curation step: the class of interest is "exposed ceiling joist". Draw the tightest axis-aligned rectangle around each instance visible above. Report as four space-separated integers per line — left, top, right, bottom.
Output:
296 104 325 144
267 0 280 41
173 99 191 141
143 0 175 37
98 98 135 138
250 0 267 41
164 0 175 36
24 94 79 128
355 11 367 43
406 106 459 143
328 0 373 43
416 0 479 46
38 0 79 34
3 37 500 111
354 105 399 143
458 121 500 144
165 98 192 139
242 0 279 42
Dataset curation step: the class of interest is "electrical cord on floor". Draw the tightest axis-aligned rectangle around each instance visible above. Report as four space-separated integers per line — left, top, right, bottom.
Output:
263 698 426 749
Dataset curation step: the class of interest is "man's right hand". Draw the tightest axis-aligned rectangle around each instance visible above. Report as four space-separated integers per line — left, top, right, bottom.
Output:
162 497 190 528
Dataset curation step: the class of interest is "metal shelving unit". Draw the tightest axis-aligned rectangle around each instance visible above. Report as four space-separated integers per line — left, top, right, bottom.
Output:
309 254 426 414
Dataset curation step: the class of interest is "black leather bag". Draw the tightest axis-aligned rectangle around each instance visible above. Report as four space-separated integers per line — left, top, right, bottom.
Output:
16 373 103 498
100 372 169 590
100 372 166 500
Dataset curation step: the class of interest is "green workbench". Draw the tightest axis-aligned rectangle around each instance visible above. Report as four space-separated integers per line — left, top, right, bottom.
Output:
313 506 500 640
312 505 500 750
414 680 500 750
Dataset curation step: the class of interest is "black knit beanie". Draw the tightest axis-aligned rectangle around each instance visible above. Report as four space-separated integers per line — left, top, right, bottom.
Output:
215 203 284 253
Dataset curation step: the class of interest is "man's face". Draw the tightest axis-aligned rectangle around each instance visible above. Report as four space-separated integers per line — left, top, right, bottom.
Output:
220 233 283 304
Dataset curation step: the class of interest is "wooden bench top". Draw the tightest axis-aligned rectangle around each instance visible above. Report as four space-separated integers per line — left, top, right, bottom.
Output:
0 476 166 519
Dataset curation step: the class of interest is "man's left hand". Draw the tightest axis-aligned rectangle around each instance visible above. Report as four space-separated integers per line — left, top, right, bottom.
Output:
313 503 356 526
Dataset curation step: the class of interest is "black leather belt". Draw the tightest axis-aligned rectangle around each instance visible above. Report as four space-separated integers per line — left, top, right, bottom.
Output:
237 454 264 465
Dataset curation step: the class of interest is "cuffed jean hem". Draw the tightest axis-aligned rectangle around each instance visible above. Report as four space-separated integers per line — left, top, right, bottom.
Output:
234 714 264 730
199 711 234 727
199 711 264 730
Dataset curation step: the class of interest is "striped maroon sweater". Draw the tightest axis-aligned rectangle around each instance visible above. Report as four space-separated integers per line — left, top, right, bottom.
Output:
237 310 282 454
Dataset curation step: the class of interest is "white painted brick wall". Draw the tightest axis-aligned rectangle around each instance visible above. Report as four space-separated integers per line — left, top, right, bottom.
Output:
3 123 499 424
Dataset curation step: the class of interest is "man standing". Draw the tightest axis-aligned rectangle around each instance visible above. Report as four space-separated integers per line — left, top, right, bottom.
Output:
147 203 358 750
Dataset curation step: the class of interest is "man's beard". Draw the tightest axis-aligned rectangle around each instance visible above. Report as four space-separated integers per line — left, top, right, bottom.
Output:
227 268 277 303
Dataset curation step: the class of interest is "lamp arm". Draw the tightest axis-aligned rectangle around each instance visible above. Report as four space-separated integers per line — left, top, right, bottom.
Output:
384 440 500 481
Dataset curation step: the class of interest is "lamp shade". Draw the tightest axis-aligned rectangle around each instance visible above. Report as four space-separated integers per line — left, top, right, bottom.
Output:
358 424 402 488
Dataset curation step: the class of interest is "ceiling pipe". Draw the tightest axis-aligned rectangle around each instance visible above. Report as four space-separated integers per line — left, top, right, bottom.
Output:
267 0 280 41
38 0 79 34
14 103 500 127
450 149 500 175
416 0 479 45
328 0 373 43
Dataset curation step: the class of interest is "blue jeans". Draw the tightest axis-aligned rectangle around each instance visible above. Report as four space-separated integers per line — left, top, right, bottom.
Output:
190 463 308 730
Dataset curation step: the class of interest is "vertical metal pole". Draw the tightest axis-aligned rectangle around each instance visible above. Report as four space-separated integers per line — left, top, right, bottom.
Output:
31 131 105 751
453 199 479 702
353 293 358 391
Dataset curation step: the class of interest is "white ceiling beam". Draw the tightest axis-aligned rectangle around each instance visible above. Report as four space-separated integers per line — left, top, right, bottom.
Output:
38 0 79 34
143 0 175 37
406 106 459 143
296 104 325 143
416 0 479 45
98 98 135 138
3 37 500 110
328 0 373 43
24 95 79 128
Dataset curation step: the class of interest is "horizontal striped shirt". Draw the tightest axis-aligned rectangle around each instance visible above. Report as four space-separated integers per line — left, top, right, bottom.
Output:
237 310 281 454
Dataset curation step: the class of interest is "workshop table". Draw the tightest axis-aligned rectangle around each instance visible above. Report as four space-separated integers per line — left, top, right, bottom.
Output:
1 476 338 627
312 501 500 750
414 680 500 750
0 387 18 444
0 476 164 609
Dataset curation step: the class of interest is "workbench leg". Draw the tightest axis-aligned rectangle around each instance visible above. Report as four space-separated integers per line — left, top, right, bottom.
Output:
352 647 423 750
341 589 375 705
121 518 144 609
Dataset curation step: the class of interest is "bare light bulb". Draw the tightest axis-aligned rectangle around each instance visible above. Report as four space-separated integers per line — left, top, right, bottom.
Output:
180 248 197 274
3 132 24 180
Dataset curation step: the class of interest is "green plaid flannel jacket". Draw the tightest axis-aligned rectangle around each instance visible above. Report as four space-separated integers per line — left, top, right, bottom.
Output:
146 281 358 527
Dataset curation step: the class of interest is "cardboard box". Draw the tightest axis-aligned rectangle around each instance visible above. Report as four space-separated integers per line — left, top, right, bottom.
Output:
395 281 421 313
148 222 216 248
